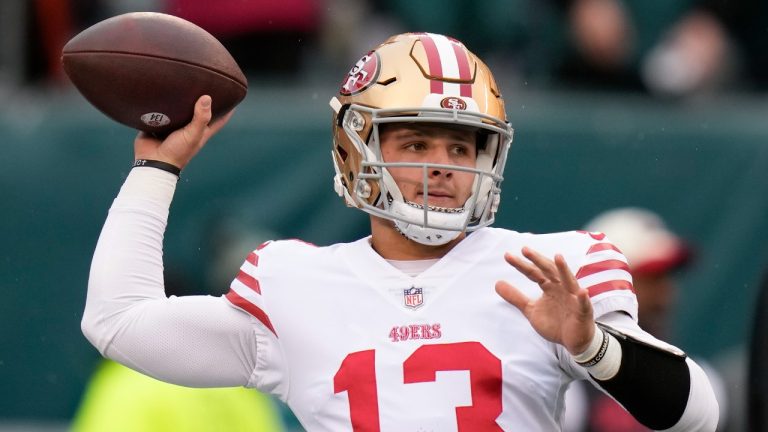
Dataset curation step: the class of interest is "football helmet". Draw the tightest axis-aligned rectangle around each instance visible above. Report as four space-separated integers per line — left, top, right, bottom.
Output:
330 32 514 245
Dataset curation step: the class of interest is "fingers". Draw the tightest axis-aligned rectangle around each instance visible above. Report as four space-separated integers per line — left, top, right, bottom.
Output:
522 247 560 281
204 108 235 140
504 248 560 285
133 95 229 167
576 288 593 315
504 252 546 284
495 280 531 313
555 254 580 294
506 248 580 293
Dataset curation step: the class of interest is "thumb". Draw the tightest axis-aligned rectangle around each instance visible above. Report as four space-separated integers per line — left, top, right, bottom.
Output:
186 95 213 138
495 280 531 313
150 95 215 169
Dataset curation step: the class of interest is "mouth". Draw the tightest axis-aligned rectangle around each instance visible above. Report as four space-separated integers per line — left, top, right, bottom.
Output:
414 190 461 209
407 198 465 214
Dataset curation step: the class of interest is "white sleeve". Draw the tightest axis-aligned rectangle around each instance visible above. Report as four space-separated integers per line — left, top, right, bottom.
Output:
659 357 720 432
82 167 258 388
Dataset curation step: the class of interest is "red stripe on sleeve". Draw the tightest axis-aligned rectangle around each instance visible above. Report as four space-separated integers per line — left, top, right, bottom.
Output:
451 42 472 97
246 252 259 266
587 242 622 254
576 259 630 279
585 280 634 297
225 290 277 337
419 36 444 94
577 230 606 241
236 270 261 294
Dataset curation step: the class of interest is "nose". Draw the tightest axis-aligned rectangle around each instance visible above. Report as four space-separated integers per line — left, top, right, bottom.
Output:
428 148 454 178
430 168 452 178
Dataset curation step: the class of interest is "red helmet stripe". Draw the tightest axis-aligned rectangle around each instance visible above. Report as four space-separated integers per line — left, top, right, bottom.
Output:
451 42 473 97
419 35 444 94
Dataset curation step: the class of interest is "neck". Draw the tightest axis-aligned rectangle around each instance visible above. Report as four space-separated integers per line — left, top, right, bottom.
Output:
369 216 466 260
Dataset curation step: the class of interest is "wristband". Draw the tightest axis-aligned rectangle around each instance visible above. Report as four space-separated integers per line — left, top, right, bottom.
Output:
133 159 181 177
574 325 608 366
573 324 622 380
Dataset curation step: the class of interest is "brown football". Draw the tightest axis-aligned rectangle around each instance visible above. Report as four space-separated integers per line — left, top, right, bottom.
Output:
62 12 247 135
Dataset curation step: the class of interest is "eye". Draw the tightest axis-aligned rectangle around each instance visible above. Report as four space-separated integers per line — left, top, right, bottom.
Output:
450 144 472 156
404 142 427 151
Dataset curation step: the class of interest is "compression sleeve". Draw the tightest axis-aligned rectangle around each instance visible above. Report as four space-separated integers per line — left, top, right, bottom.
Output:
561 312 719 431
82 167 259 388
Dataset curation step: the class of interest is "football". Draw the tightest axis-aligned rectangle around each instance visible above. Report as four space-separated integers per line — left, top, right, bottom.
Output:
62 12 247 135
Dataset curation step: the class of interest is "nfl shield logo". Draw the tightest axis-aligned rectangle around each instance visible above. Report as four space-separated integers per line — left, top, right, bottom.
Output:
403 287 424 309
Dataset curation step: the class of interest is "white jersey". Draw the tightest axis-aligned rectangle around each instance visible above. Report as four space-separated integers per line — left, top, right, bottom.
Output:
83 168 717 432
224 228 636 431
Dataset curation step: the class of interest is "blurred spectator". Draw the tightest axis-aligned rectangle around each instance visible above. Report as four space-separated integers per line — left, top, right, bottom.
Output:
4 0 165 86
381 0 531 55
748 267 768 431
72 269 285 432
164 0 324 76
371 0 540 83
563 207 727 431
9 0 325 85
551 0 768 97
4 0 98 85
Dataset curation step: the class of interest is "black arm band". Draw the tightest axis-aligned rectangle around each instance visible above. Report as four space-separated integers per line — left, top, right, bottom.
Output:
132 159 181 177
594 327 690 430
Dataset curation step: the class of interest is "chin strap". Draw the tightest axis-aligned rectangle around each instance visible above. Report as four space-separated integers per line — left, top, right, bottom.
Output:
393 219 462 246
390 200 466 246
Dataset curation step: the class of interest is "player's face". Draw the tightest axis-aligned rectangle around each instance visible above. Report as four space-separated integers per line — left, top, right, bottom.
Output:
379 123 477 209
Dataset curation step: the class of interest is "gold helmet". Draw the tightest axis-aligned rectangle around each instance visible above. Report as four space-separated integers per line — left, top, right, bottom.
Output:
329 32 514 245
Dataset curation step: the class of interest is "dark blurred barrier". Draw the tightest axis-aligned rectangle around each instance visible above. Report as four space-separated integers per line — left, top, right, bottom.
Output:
1 86 766 421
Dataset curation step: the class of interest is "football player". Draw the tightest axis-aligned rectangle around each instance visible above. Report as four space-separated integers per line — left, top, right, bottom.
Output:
83 33 718 430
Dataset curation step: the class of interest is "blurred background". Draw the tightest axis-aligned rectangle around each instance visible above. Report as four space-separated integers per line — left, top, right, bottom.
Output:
1 0 767 431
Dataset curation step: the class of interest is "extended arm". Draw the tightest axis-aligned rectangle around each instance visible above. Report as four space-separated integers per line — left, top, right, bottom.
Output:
81 97 257 387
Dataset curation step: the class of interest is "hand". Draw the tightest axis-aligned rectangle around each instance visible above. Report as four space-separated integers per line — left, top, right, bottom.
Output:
495 247 595 355
134 95 235 169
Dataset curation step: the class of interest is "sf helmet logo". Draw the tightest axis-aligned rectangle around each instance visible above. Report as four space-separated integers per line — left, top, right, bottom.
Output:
340 51 380 96
440 97 467 110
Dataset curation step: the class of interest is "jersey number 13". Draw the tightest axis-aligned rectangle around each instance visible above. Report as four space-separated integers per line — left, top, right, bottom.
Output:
334 341 503 431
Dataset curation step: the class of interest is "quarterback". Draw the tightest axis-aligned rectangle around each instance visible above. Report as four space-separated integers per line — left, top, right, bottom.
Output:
83 33 718 431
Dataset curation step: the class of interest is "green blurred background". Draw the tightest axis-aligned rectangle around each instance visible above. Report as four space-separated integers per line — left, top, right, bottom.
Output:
1 0 767 430
2 86 766 429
